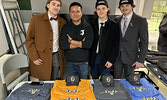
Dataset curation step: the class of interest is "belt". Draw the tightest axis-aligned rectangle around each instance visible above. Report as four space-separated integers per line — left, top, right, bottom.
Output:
53 51 59 55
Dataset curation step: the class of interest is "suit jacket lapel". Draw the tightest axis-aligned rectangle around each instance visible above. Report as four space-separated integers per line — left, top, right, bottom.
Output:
124 12 136 38
94 18 99 40
95 19 99 34
118 16 123 39
43 12 52 29
43 12 49 21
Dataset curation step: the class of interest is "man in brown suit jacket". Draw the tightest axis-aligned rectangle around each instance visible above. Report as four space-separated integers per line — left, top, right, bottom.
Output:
25 0 66 80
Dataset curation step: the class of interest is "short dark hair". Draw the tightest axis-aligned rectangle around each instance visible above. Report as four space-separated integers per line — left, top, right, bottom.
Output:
69 2 82 11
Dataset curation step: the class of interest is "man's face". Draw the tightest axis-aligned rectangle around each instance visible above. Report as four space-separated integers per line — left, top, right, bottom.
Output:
96 5 109 18
120 4 133 16
47 0 61 16
70 6 82 23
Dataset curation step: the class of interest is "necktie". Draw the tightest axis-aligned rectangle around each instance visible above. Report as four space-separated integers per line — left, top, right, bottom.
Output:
100 23 104 34
122 16 127 37
50 17 57 21
98 23 104 53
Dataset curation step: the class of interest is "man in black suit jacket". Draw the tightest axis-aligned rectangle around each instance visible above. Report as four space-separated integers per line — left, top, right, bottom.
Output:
114 0 148 79
158 14 167 53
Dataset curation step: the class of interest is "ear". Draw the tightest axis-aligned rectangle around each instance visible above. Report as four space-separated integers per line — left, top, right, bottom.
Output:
81 12 83 16
47 3 50 9
95 9 97 13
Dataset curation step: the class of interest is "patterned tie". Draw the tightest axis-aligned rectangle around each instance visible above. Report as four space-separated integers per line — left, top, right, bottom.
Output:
50 17 57 21
122 16 127 37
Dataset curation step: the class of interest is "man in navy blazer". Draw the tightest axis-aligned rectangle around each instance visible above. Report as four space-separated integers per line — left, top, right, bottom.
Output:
114 0 148 79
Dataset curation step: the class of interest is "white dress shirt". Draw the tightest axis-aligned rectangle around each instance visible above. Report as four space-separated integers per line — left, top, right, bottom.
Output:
48 14 59 53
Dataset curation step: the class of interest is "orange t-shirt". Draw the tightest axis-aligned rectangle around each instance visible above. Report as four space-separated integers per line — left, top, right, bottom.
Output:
51 79 96 100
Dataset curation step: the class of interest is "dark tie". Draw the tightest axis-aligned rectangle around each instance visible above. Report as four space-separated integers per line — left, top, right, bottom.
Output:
98 23 104 53
50 17 57 21
122 16 127 37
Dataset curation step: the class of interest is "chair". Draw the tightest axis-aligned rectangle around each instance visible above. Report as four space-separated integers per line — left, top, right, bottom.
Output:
0 54 29 97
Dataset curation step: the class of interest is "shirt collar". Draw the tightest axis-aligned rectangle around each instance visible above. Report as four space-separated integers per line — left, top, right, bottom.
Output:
48 13 57 20
98 17 108 25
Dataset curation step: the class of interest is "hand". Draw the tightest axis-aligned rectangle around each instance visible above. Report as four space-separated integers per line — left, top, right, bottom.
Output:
33 59 43 65
67 34 72 43
132 61 143 69
105 61 113 68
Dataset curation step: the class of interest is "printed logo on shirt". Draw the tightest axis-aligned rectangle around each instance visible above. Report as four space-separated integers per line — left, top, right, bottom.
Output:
65 89 84 95
129 87 151 92
60 97 86 100
80 30 85 36
140 96 160 100
100 90 123 95
21 89 40 94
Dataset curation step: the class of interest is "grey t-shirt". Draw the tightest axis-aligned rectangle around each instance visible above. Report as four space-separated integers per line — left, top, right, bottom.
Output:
6 83 53 100
93 80 132 100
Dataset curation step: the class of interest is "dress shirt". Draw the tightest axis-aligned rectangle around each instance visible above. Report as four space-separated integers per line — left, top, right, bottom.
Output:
121 12 133 35
48 14 59 53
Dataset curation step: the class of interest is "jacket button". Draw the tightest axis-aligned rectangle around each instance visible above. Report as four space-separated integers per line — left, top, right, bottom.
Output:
50 30 52 32
50 48 52 50
50 40 52 42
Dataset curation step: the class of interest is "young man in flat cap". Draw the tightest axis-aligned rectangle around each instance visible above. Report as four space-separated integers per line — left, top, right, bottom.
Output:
89 0 119 79
60 2 94 79
114 0 148 79
25 0 66 80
